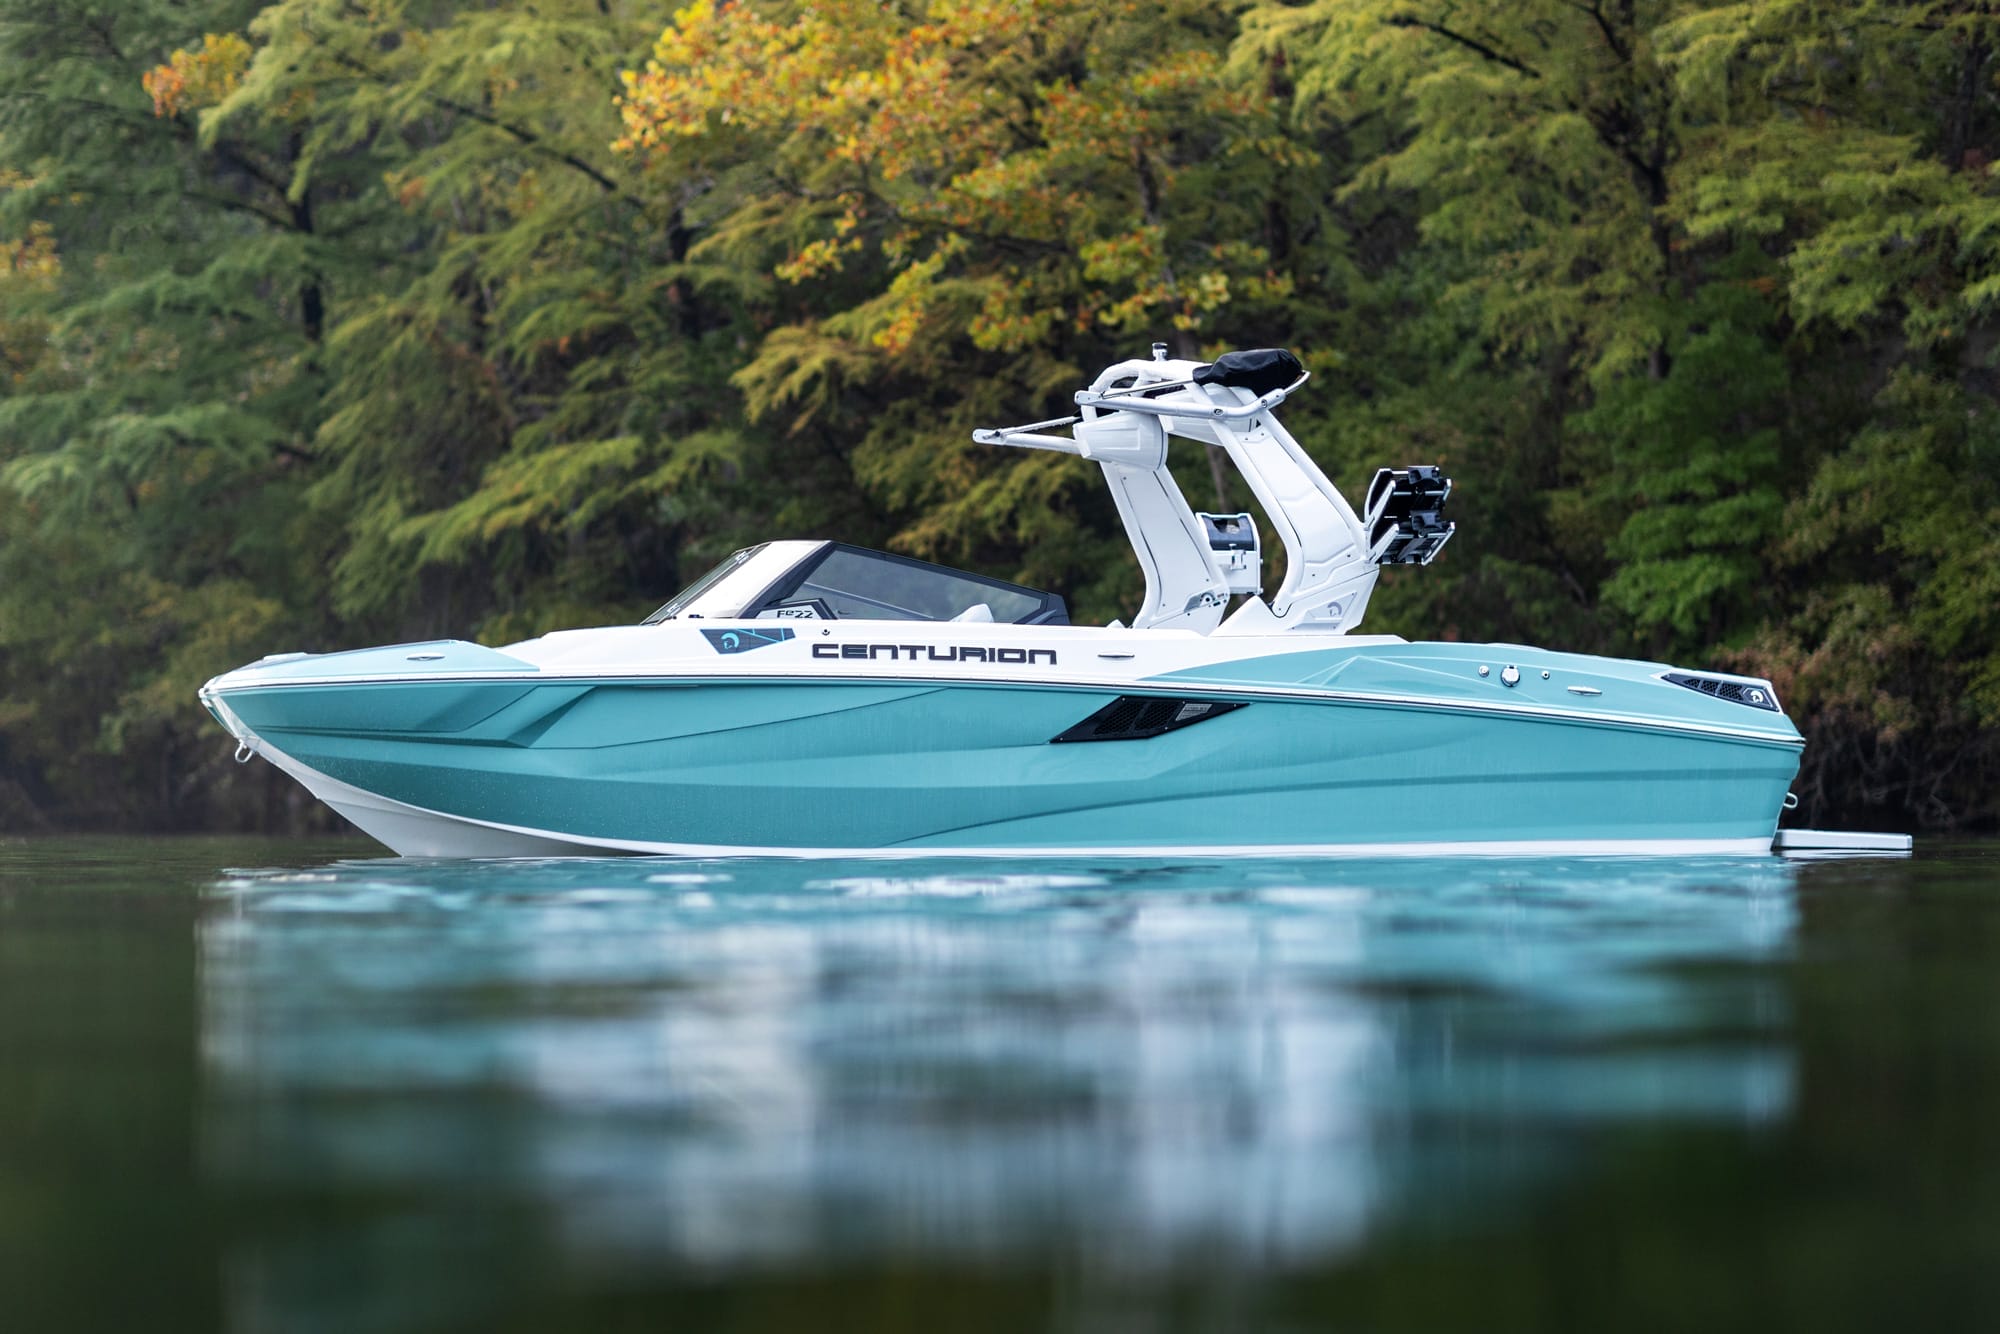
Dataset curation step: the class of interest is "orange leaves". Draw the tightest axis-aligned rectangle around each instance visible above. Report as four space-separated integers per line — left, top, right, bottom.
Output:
874 232 968 354
1081 227 1165 287
968 275 1061 352
1037 50 1219 161
142 32 252 119
613 0 1296 365
611 0 835 152
933 154 1079 241
776 234 864 283
141 64 187 118
614 0 1119 172
389 173 428 210
776 197 869 282
613 0 1003 178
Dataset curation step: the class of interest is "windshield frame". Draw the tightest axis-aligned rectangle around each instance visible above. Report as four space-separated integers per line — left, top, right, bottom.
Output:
640 544 771 624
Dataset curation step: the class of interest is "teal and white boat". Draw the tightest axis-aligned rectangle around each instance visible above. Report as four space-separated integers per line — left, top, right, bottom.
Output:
201 347 1810 858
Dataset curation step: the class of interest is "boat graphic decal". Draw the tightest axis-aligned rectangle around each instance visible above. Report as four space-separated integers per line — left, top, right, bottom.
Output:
812 643 1057 665
702 627 796 655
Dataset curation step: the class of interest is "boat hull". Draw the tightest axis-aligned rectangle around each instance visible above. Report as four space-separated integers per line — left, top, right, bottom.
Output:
204 671 1801 857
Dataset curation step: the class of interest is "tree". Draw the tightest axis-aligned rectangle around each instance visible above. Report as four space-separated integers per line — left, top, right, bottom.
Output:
3 0 1998 830
612 0 1332 616
0 0 342 824
205 0 767 644
1247 0 2000 824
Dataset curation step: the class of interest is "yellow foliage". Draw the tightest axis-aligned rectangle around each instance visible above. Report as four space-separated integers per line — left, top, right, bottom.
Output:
2 220 61 286
1 205 59 388
1 171 60 301
143 32 253 119
613 0 1294 364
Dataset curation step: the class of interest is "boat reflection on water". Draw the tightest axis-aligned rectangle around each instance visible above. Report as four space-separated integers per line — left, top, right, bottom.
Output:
198 855 1797 1325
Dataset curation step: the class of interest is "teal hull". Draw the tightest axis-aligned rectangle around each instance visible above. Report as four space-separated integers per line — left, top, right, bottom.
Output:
208 656 1802 853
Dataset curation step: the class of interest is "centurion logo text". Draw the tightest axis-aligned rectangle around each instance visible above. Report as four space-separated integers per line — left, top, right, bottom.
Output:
813 643 1058 666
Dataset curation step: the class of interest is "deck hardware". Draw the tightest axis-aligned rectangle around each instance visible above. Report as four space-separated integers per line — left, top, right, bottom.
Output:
1541 670 1550 680
1567 685 1602 696
1661 671 1783 712
1501 665 1519 687
1478 665 1490 677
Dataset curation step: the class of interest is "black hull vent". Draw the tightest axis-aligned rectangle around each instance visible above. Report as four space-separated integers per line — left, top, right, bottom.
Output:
1662 672 1780 711
1052 696 1246 743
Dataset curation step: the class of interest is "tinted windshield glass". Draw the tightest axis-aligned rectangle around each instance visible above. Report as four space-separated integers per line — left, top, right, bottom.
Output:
642 545 767 624
763 546 1065 625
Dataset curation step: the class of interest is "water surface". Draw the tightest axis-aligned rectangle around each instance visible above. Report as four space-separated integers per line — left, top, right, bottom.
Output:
4 837 1996 1332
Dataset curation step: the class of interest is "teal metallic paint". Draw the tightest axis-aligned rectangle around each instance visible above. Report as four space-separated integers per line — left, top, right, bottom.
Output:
1158 642 1804 743
207 671 1800 851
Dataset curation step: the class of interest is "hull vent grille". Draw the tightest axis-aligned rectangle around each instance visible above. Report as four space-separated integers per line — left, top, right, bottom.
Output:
1052 696 1246 743
1662 672 1780 712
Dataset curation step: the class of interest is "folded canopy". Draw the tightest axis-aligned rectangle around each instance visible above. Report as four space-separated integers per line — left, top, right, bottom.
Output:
1192 348 1305 397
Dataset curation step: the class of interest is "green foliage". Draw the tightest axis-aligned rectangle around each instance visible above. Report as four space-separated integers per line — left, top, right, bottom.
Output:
1583 270 1790 656
612 0 1349 611
1780 371 2000 715
1658 1 2000 345
1240 0 1686 383
2 0 1998 829
1240 0 2000 825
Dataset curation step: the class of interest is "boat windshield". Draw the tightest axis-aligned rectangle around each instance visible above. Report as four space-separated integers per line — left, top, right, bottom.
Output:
641 544 768 624
643 541 1067 625
759 545 1068 625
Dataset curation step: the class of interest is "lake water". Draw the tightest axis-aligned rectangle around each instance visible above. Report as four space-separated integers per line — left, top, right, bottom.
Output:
3 836 1996 1332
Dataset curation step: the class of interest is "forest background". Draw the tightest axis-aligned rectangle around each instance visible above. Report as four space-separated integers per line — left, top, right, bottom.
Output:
2 0 1997 834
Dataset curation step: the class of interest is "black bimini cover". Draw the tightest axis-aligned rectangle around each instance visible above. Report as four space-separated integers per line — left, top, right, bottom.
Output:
1191 348 1304 397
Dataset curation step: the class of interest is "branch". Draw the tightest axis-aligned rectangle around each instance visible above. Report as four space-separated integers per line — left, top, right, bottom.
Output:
312 44 645 210
188 192 292 229
416 86 630 200
1566 1 1631 63
207 139 294 201
0 90 156 127
1387 16 1543 79
83 13 126 66
1579 104 1658 190
0 93 309 232
22 89 300 210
